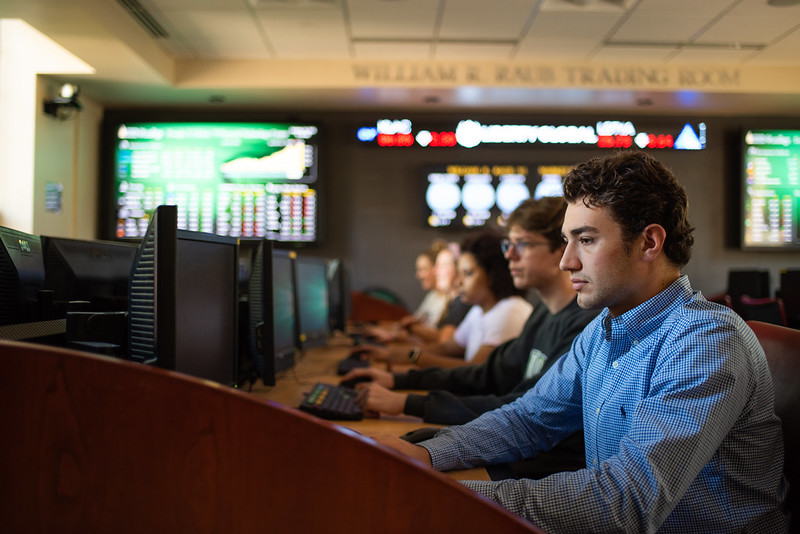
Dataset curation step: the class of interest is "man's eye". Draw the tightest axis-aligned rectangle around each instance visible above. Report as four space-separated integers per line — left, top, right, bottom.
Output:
580 237 594 245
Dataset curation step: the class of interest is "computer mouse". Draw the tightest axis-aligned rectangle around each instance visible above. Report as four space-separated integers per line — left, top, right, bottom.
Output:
339 375 372 389
399 426 442 443
348 349 370 361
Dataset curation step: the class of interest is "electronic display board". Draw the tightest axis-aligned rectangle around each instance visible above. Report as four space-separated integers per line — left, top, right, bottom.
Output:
741 129 800 250
424 163 571 229
109 121 320 243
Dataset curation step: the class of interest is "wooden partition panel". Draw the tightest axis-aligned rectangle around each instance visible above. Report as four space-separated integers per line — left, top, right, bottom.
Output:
0 340 543 534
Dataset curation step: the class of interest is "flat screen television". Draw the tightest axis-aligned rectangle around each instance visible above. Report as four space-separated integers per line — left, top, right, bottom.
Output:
102 116 321 244
740 128 800 250
294 254 329 350
424 163 570 229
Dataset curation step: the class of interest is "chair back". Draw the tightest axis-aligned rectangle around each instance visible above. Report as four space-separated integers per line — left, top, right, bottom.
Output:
748 320 800 531
741 295 788 326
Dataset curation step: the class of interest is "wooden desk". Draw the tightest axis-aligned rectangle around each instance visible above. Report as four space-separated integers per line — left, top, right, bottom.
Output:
248 342 491 482
0 340 541 533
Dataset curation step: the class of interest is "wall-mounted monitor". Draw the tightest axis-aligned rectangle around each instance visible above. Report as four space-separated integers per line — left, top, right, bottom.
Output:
424 163 571 229
103 118 320 244
740 128 800 250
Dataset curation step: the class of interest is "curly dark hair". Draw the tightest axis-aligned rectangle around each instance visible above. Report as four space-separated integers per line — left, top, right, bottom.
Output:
505 196 567 252
562 151 694 267
460 231 526 300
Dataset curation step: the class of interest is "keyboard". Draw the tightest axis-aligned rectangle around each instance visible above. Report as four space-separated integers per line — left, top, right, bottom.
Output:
299 382 363 421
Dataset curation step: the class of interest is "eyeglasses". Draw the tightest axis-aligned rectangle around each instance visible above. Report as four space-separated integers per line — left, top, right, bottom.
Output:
500 239 550 255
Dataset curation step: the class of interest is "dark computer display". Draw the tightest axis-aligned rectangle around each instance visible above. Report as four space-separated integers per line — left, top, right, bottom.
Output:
326 258 349 333
272 248 299 373
174 230 239 385
42 236 137 315
295 254 329 350
240 239 277 386
127 204 241 385
0 226 47 326
128 204 178 366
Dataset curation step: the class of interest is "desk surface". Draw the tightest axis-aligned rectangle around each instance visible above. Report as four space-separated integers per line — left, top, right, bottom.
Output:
248 339 491 482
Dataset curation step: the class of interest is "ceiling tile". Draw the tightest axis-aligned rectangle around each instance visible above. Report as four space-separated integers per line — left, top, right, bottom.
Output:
353 41 432 60
255 8 349 58
438 0 534 40
161 10 270 59
347 0 440 39
434 42 516 60
611 14 714 43
668 47 762 63
592 45 675 62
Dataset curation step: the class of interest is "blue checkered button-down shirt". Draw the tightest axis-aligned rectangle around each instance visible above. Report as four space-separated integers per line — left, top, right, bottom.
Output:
421 276 789 533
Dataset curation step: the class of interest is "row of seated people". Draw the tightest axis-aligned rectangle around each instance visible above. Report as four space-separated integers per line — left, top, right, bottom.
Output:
328 152 790 532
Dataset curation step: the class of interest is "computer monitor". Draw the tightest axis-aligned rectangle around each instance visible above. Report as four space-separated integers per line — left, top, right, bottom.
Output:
127 205 240 386
42 236 137 315
0 226 47 326
128 204 178 366
326 258 349 333
239 238 278 386
272 248 299 375
294 254 330 350
174 229 239 385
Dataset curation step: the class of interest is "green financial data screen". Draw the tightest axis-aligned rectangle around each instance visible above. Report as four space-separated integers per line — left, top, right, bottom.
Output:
742 129 800 250
113 122 319 243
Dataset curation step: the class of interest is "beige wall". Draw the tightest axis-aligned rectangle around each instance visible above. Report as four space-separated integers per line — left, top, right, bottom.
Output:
33 77 102 240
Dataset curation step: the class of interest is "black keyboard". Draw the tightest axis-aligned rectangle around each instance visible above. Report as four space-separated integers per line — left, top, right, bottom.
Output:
299 382 363 421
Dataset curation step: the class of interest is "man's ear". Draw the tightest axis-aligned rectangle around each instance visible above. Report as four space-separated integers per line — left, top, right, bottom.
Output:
640 224 667 262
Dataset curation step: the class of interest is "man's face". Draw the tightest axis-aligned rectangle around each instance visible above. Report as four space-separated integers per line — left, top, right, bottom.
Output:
559 201 643 316
504 225 563 291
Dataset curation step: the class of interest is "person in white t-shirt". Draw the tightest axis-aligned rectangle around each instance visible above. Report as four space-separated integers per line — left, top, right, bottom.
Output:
354 231 532 369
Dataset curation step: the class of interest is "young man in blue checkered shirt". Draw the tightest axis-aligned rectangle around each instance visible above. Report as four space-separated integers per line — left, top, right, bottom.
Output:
374 151 789 533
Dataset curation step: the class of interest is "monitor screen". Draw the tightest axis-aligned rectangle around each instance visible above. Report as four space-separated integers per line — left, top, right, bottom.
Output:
42 236 137 315
326 258 349 333
128 204 240 386
174 230 240 385
105 119 320 244
272 249 299 372
741 128 800 250
128 204 178 366
294 254 329 350
239 239 278 386
424 163 570 229
0 226 46 326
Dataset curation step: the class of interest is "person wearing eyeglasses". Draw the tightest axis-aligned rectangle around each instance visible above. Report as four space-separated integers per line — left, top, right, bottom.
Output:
352 230 533 371
371 152 788 533
343 198 599 479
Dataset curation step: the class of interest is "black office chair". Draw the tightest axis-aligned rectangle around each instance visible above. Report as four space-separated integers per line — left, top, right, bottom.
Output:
739 295 788 327
727 269 771 316
779 270 800 329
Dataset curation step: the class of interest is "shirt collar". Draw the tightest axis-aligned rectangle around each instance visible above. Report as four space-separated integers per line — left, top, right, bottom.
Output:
601 275 693 341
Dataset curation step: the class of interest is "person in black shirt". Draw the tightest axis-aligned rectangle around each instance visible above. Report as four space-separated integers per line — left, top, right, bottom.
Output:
342 196 599 478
